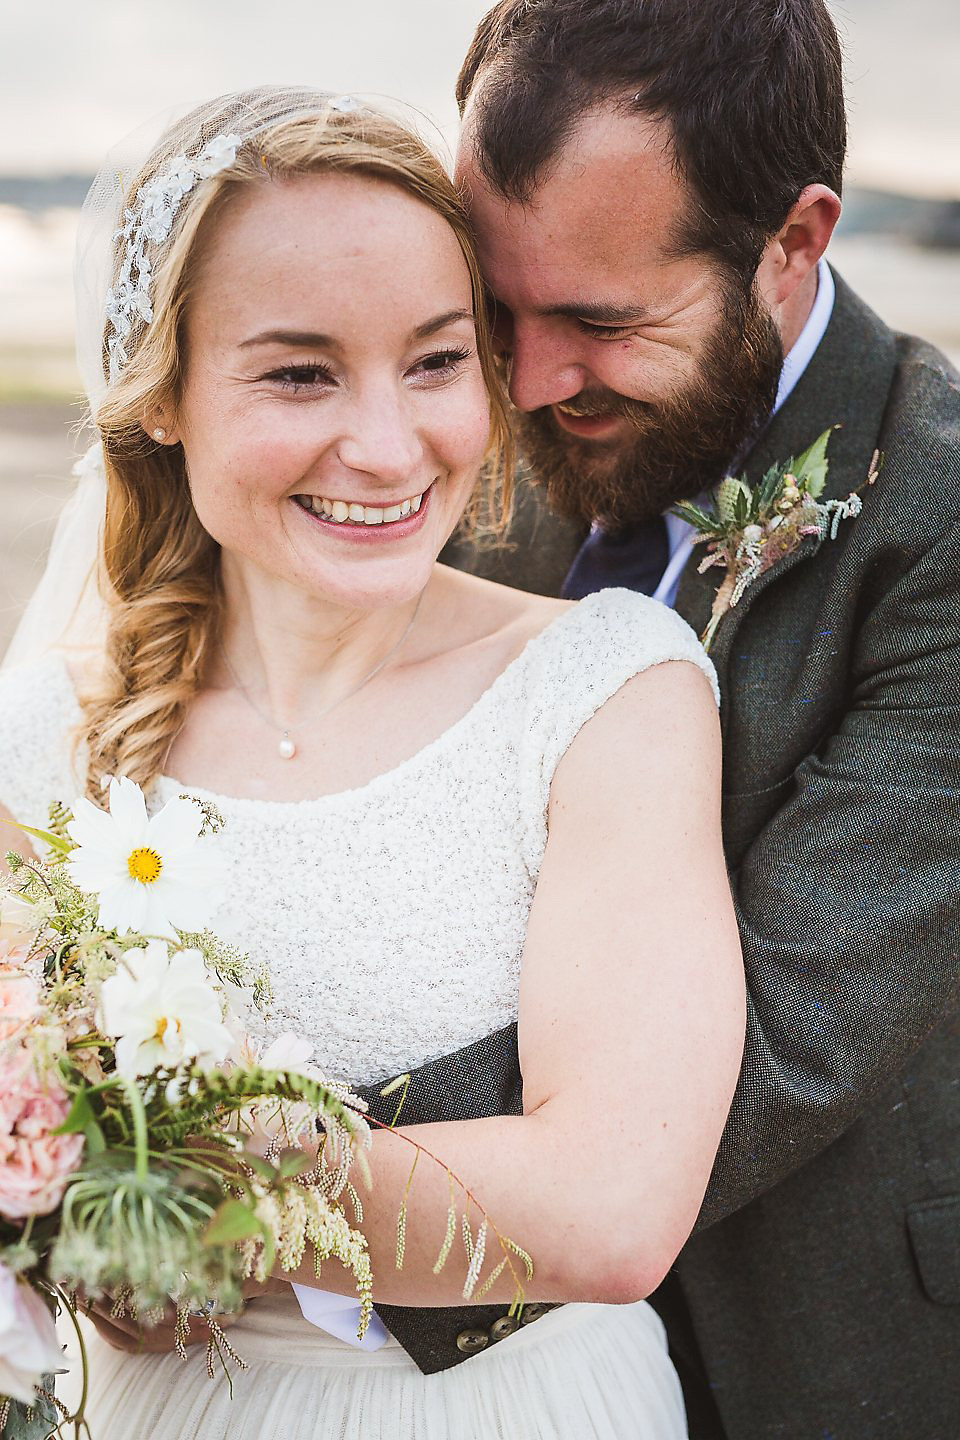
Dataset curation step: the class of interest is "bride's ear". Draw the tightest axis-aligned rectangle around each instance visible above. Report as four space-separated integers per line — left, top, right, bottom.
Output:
143 409 181 446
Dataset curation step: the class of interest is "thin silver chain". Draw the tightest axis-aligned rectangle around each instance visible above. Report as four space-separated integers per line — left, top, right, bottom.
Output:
219 590 425 746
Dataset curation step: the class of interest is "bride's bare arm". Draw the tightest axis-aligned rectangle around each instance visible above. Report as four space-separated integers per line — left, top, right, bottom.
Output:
282 657 745 1306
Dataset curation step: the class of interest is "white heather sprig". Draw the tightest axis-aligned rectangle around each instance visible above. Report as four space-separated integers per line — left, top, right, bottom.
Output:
106 132 241 381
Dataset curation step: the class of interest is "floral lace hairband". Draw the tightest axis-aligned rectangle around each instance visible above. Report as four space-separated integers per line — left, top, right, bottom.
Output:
104 97 360 382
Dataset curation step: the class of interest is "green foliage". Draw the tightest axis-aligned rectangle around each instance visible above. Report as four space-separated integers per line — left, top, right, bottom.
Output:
0 1388 59 1440
134 1064 366 1148
756 462 786 514
789 425 837 499
0 821 70 859
203 1198 264 1246
51 1162 243 1312
672 500 723 534
51 1085 105 1154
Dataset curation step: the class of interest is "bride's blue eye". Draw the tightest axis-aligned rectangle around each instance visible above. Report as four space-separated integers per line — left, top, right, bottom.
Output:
263 363 335 393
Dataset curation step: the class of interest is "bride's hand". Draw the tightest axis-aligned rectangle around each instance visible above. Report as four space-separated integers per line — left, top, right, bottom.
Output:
85 1276 288 1354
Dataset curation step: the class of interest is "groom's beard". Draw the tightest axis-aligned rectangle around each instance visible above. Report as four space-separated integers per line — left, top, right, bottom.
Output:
512 282 784 529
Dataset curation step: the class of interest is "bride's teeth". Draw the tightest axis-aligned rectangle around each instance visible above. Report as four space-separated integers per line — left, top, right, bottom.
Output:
305 490 428 524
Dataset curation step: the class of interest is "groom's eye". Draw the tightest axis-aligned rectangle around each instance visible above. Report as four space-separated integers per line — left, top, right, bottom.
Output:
576 319 637 341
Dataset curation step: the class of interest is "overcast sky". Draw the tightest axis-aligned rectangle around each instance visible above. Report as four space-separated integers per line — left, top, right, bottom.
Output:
1 0 958 193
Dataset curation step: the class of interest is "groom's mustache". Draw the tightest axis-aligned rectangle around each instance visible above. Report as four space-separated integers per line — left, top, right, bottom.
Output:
544 390 654 427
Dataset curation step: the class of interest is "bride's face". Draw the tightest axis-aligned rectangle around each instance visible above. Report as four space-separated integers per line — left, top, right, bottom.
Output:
167 172 491 611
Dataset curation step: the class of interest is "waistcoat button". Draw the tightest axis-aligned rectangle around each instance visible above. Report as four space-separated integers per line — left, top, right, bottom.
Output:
456 1328 490 1354
520 1303 549 1325
489 1315 518 1341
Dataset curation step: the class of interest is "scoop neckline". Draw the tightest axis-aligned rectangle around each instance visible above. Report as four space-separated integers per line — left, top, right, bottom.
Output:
48 594 613 815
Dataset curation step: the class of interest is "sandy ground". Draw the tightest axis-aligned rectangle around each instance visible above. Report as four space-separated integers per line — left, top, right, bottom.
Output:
2 235 959 657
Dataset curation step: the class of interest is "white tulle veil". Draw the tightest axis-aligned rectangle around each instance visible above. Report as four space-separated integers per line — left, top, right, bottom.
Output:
1 85 450 673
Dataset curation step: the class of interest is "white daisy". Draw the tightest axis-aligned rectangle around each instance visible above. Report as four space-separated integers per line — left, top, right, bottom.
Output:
99 940 234 1078
66 776 224 939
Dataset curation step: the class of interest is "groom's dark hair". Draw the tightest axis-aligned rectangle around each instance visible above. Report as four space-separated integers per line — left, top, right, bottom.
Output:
457 0 847 280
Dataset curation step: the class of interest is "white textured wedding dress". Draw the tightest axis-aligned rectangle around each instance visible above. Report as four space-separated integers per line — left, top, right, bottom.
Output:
0 589 718 1440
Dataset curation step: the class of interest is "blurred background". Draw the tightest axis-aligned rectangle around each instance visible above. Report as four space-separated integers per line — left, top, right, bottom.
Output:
2 0 958 652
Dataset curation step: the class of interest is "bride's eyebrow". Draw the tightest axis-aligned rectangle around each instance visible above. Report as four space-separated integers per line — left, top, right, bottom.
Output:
237 309 473 352
409 309 474 340
239 329 340 351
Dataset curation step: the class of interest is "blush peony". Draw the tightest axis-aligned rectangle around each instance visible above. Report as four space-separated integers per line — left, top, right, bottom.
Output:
0 1048 84 1221
0 965 39 1043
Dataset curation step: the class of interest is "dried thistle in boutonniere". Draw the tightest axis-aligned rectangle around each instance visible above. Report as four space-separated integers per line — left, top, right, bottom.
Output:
673 427 881 651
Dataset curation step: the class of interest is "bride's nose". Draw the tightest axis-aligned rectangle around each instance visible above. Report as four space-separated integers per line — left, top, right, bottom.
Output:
335 384 426 485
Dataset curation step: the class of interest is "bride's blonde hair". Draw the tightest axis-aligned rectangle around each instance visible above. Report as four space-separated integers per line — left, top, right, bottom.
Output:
81 92 513 798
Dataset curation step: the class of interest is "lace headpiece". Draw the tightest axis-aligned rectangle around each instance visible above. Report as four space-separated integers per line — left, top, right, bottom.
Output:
105 132 242 381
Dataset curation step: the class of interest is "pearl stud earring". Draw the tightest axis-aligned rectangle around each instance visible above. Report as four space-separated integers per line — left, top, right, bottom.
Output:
152 427 167 442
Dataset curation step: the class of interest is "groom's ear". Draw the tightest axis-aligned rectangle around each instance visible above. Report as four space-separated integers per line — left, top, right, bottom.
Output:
759 184 842 308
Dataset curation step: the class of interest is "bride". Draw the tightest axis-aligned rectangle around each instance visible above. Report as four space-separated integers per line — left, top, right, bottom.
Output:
0 88 743 1438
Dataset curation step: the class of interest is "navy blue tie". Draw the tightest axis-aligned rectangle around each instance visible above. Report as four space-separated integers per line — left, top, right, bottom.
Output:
561 516 670 600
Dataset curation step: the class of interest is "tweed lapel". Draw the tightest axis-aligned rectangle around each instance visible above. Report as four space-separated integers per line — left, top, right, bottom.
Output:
674 270 898 680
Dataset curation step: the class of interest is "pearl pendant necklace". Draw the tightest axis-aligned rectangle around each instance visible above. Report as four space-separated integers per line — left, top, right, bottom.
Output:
220 592 424 761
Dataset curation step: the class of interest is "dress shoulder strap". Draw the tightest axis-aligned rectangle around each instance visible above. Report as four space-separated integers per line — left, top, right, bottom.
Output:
513 589 719 874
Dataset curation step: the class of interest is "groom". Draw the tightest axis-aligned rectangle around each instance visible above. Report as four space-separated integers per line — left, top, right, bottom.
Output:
368 2 960 1437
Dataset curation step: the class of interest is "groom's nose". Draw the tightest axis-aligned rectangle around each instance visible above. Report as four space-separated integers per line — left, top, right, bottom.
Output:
506 318 589 414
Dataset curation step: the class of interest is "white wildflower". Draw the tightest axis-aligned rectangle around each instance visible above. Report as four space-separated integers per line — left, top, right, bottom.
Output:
66 776 224 939
99 940 233 1078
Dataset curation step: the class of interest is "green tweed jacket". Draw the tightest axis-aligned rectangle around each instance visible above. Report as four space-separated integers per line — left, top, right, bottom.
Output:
360 273 960 1438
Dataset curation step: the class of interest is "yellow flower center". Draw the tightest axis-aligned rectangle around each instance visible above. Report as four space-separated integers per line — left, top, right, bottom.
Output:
127 847 163 884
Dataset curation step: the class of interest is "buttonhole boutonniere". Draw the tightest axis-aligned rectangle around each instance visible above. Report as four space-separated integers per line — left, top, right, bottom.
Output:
673 427 881 651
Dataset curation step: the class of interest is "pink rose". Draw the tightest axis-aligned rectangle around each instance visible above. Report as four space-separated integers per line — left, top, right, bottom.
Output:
0 965 39 1043
0 1264 65 1404
0 1048 84 1221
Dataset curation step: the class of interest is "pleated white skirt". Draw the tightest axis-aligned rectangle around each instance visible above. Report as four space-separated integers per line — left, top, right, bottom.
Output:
67 1292 688 1439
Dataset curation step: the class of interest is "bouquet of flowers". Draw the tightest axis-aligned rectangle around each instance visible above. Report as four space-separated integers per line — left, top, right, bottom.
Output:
0 777 374 1438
